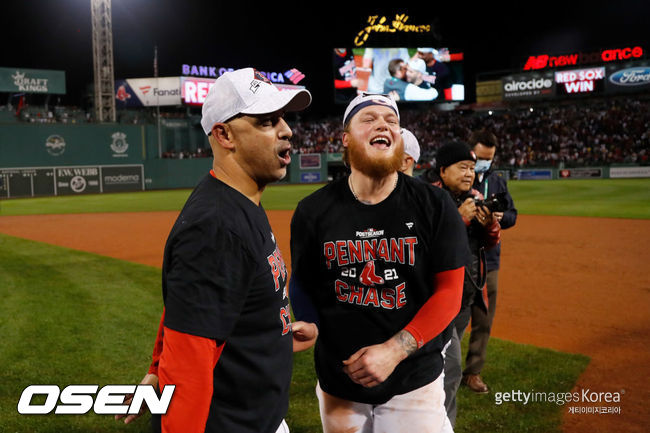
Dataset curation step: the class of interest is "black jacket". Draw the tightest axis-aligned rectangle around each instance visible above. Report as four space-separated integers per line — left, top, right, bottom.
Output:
473 170 517 271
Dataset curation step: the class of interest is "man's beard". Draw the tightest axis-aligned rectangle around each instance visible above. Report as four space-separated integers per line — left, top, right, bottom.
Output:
346 135 404 179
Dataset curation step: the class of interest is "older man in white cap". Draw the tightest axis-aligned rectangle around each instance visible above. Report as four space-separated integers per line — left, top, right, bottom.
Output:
289 93 467 433
120 68 318 433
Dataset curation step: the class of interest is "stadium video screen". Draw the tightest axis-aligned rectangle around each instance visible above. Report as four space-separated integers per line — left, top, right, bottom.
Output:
333 47 465 104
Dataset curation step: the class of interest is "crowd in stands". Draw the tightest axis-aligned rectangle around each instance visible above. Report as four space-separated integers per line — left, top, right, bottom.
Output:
5 104 90 124
290 97 650 169
161 146 212 159
5 96 648 168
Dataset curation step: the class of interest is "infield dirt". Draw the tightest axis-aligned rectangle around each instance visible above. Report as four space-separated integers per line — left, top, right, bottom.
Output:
1 211 648 433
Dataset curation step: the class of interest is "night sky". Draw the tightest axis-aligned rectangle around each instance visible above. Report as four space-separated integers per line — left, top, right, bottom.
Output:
3 0 649 115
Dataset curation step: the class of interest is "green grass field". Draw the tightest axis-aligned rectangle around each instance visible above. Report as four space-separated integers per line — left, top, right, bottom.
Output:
2 177 646 432
1 178 649 218
0 234 589 433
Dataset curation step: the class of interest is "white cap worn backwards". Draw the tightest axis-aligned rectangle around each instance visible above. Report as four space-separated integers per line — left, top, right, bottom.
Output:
342 93 399 127
401 128 420 162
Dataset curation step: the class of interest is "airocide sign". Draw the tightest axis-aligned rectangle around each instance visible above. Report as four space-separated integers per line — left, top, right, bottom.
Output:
502 72 554 99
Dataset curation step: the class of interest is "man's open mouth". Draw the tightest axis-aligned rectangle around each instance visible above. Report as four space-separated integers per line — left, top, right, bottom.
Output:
370 136 391 150
278 147 291 165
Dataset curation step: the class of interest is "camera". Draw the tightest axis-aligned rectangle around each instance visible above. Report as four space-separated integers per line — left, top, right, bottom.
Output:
474 192 509 213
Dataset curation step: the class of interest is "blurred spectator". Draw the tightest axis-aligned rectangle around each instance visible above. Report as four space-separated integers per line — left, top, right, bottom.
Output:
289 97 650 168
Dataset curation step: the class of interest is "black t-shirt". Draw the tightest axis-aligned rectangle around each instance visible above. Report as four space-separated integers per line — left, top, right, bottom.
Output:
290 173 468 404
163 173 292 433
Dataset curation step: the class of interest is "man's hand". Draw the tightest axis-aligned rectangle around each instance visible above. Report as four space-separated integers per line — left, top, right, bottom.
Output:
292 321 318 352
342 330 416 388
476 206 495 226
458 197 478 220
114 373 159 424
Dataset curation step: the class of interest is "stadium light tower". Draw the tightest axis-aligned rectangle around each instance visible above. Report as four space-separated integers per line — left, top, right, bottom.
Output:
91 0 116 122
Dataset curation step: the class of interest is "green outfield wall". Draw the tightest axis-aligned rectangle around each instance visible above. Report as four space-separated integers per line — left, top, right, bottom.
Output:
1 124 647 198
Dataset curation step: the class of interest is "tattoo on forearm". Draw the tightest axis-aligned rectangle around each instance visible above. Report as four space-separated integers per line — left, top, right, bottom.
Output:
395 330 418 356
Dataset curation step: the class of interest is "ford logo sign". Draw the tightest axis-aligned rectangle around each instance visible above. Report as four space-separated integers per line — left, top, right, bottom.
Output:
609 67 650 86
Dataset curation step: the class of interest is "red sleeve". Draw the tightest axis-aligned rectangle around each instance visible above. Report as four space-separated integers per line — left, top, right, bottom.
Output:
148 309 165 375
483 220 501 249
334 79 353 89
158 327 225 433
403 267 464 348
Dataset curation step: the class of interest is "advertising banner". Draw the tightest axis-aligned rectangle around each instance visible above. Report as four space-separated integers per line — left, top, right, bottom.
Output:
517 169 553 180
181 77 214 106
476 80 503 103
101 165 145 192
609 166 650 178
299 154 322 169
502 71 555 100
555 67 606 96
0 67 66 94
605 61 650 94
55 166 102 195
115 77 181 107
558 168 603 179
300 172 321 183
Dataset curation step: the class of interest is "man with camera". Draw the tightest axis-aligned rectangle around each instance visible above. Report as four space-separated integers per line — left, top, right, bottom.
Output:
421 140 501 426
462 130 518 394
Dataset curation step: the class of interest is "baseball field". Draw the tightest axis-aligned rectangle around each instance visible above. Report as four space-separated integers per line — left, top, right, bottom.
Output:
1 178 649 433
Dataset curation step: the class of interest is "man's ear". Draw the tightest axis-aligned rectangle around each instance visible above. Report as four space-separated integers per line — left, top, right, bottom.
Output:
401 155 413 172
211 123 235 150
342 132 350 149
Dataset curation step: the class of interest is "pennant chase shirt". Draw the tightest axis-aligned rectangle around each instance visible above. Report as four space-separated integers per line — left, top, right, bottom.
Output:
291 173 468 404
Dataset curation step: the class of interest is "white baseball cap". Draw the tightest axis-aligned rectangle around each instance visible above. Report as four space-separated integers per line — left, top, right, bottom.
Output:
417 47 434 53
343 93 399 127
401 128 420 162
201 67 312 135
408 58 427 74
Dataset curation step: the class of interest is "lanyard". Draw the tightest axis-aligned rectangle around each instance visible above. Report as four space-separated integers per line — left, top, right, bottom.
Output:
483 178 489 198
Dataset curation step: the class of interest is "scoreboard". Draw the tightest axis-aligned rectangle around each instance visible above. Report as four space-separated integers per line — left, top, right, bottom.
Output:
0 165 144 198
